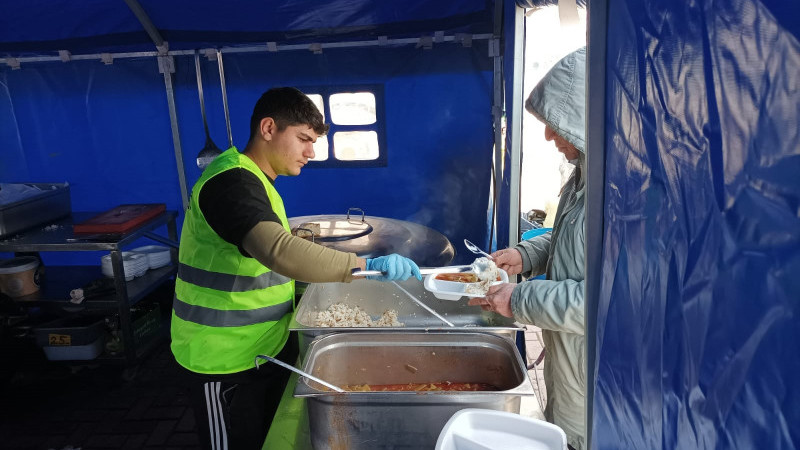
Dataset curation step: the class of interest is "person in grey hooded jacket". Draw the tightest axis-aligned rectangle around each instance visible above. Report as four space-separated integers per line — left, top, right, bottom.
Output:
468 47 586 450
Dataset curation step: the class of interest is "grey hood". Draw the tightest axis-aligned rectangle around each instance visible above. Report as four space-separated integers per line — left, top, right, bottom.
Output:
525 47 586 154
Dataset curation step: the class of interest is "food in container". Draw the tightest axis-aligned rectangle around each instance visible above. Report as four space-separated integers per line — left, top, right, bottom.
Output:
289 279 521 356
313 302 403 327
425 267 508 301
294 332 535 450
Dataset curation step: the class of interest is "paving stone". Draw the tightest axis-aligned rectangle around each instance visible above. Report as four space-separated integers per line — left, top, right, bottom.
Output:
121 434 148 450
142 406 185 420
151 387 181 406
123 397 155 420
41 434 68 449
72 408 114 422
99 395 137 409
85 433 128 448
66 422 97 446
174 409 196 433
145 420 177 446
6 435 47 448
3 341 202 449
167 432 200 447
110 419 160 434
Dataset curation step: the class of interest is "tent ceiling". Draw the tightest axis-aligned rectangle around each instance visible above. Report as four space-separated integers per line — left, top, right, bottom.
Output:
1 0 495 56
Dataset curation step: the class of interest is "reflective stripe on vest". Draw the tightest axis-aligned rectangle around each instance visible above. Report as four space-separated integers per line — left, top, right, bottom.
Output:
178 263 291 292
173 295 292 327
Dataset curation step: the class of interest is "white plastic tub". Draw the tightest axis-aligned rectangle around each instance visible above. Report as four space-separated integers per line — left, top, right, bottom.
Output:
436 408 567 450
0 256 41 297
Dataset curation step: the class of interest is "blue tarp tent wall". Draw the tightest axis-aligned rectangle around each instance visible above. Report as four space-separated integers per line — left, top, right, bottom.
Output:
586 0 800 448
0 0 503 266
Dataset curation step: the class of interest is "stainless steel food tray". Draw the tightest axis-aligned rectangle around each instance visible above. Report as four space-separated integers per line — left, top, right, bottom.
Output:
289 279 522 356
294 331 535 450
0 183 71 238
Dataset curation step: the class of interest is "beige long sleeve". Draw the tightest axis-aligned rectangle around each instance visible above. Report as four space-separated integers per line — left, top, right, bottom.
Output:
242 221 364 283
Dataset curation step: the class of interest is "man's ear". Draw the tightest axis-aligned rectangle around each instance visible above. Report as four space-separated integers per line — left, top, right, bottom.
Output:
260 117 275 142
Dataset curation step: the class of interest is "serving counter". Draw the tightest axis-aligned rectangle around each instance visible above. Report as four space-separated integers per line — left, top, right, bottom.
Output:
262 347 545 449
263 279 542 449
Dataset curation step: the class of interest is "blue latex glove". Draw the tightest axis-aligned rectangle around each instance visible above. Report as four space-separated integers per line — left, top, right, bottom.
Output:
365 254 422 281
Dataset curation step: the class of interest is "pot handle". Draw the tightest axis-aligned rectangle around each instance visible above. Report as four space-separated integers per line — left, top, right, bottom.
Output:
346 207 365 223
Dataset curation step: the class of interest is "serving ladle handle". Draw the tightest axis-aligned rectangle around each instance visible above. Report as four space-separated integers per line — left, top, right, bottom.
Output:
255 354 345 393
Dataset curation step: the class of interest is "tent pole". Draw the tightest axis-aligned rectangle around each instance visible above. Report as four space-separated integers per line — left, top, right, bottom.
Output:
0 34 494 66
122 0 188 210
123 0 165 48
507 5 525 251
585 0 609 447
490 0 504 253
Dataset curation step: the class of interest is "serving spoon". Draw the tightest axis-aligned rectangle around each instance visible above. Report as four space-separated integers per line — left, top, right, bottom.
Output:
255 354 345 393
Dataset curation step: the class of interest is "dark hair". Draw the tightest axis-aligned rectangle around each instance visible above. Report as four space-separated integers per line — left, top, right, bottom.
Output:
248 87 329 141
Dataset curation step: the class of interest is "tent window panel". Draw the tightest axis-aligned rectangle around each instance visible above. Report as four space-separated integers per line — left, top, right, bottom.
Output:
333 131 379 160
306 93 329 161
311 136 329 161
307 94 326 121
299 84 386 168
330 92 376 125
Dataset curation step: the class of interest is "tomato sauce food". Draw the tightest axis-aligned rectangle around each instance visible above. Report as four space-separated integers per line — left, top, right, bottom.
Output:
341 382 500 392
435 273 501 283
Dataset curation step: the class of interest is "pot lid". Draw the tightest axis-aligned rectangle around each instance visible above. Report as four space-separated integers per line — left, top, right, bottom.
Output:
289 209 454 267
291 208 373 242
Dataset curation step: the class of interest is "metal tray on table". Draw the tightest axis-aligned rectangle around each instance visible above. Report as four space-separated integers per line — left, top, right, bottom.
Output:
0 183 71 238
289 278 522 356
294 331 535 450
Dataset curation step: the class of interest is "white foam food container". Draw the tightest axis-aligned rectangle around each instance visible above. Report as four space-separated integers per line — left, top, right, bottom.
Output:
424 268 508 301
435 408 567 450
130 245 171 269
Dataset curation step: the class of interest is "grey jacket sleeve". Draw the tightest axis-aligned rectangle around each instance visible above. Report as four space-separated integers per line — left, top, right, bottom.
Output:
515 232 552 277
510 278 585 335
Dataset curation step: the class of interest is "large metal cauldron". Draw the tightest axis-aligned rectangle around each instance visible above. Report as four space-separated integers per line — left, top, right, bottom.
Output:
288 208 454 267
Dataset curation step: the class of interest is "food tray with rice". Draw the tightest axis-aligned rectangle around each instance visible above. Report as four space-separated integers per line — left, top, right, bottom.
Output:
289 278 521 357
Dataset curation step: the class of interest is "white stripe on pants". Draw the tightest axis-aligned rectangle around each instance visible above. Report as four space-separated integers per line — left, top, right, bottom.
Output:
204 381 229 450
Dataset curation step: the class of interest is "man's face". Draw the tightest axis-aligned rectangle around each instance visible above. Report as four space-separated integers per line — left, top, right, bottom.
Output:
269 124 318 176
544 125 581 161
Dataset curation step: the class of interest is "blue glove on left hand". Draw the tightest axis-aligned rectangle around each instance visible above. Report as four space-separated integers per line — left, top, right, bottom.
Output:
365 254 423 281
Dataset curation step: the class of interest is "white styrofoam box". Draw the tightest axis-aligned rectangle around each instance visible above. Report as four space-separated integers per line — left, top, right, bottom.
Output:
436 408 567 450
424 269 508 301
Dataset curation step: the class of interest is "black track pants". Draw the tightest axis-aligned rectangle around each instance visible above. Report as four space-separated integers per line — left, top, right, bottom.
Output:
178 333 298 450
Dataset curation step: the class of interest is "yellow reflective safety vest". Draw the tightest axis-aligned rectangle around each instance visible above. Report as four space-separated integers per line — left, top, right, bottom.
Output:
171 147 295 374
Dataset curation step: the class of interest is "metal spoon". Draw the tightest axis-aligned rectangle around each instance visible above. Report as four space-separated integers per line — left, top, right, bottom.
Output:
463 239 493 260
391 281 455 327
255 354 345 393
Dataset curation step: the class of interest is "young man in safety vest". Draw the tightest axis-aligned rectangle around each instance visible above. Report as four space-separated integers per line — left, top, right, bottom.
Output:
171 87 421 449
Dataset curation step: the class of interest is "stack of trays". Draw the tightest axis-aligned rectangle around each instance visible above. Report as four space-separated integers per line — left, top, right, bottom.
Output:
100 252 149 281
130 245 171 269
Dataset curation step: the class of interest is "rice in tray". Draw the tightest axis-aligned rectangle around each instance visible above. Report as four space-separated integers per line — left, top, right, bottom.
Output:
314 302 404 327
465 257 500 296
